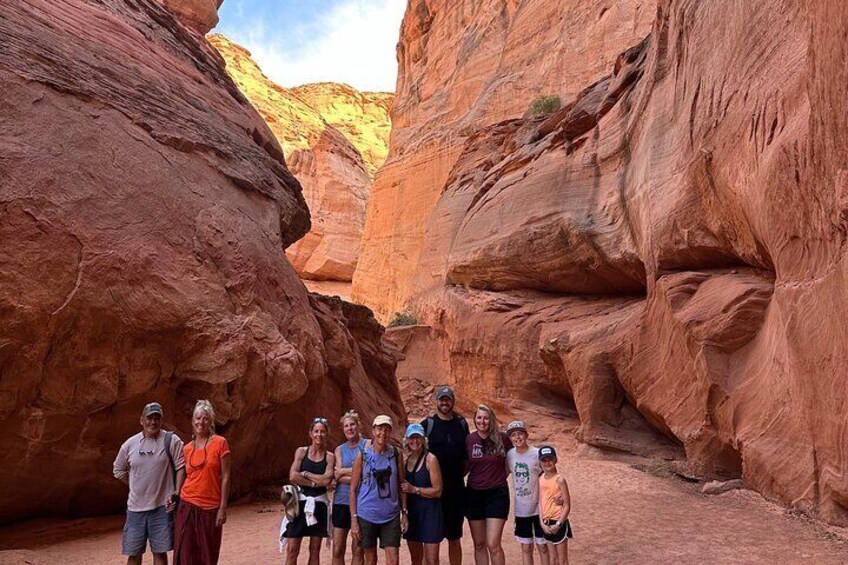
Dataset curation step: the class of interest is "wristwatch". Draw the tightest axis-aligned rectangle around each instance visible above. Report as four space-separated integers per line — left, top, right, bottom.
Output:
415 487 421 495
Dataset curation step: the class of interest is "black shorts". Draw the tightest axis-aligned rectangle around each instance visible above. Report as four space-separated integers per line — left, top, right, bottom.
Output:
465 486 510 521
283 500 329 538
542 519 573 545
332 503 352 529
441 485 465 540
358 515 401 549
514 515 546 543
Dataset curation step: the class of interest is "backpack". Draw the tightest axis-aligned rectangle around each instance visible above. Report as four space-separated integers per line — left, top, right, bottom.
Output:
423 414 469 437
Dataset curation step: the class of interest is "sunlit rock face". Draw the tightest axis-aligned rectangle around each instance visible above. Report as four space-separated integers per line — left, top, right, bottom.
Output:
209 35 392 282
0 0 402 525
353 0 656 321
379 0 848 526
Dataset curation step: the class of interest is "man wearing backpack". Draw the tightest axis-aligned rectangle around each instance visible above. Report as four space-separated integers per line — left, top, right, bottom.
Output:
113 402 185 565
420 386 469 564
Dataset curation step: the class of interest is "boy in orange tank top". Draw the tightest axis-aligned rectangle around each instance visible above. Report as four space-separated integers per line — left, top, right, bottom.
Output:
538 446 572 565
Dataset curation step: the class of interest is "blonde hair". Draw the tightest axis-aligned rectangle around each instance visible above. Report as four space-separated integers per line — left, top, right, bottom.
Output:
340 409 360 426
476 404 505 457
193 399 216 434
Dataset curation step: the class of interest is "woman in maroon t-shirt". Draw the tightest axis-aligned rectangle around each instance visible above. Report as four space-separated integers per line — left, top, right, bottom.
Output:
465 404 513 565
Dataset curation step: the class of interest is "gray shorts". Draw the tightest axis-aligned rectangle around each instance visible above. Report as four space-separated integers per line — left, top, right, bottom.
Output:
122 506 173 555
358 515 401 549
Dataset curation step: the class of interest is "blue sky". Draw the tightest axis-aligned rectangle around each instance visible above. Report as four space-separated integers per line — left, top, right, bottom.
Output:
215 0 406 92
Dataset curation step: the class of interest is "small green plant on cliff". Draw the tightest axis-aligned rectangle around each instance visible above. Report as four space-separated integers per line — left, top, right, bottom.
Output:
525 94 562 117
388 312 418 327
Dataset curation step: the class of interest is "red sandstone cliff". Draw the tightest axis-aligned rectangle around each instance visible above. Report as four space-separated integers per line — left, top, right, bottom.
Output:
353 0 656 320
0 0 402 525
370 0 848 526
209 35 392 283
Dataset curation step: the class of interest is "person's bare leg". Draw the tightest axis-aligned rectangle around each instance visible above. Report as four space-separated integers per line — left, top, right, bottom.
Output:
152 552 168 565
408 540 424 565
537 543 551 565
127 556 142 565
485 519 506 565
468 520 489 565
285 537 302 565
351 533 364 565
307 536 322 565
424 542 440 565
548 542 559 565
520 542 534 565
332 528 348 565
363 548 378 565
558 542 568 565
448 539 463 565
385 546 400 565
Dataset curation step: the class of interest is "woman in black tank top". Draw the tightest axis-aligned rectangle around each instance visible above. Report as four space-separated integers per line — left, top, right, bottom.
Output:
284 418 336 564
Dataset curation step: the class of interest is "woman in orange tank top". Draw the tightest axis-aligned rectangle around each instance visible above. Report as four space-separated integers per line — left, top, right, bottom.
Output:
174 400 231 565
538 446 572 565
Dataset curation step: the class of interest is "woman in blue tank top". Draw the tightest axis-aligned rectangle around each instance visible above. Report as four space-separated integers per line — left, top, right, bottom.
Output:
350 414 407 565
332 410 370 565
401 423 445 565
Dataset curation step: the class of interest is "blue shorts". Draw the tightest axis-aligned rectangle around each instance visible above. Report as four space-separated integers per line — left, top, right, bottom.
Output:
122 506 173 555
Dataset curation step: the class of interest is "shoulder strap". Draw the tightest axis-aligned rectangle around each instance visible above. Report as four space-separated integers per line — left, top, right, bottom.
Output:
164 432 177 490
457 416 469 435
424 416 434 437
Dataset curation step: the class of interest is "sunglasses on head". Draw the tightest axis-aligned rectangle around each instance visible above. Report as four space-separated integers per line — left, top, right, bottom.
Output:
312 417 328 425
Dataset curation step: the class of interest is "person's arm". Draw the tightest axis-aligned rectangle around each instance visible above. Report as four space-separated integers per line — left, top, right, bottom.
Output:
334 446 351 483
556 475 571 525
398 450 408 533
420 453 443 498
216 451 231 527
113 441 130 484
174 438 186 496
311 451 335 487
289 447 315 488
349 452 363 540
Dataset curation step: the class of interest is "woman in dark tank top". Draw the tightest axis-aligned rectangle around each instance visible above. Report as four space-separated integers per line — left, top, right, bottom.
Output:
401 423 445 565
283 418 336 565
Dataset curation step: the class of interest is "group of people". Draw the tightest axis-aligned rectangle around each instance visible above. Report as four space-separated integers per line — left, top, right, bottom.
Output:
113 400 230 565
282 386 573 565
111 387 572 565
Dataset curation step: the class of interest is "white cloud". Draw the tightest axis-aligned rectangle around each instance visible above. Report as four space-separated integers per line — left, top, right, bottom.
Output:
243 0 406 92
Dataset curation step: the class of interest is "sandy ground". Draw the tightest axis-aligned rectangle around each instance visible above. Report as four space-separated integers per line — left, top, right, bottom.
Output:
1 403 846 564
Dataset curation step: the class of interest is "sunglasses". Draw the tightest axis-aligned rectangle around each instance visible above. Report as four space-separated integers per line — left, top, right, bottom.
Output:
313 417 328 424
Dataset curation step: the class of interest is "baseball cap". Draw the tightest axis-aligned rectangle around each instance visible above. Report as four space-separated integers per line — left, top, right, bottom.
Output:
405 423 425 438
435 385 455 400
142 402 163 417
539 445 557 460
506 420 527 434
372 414 394 428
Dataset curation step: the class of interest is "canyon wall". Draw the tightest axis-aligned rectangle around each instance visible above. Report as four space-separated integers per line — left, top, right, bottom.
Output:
376 0 848 525
209 35 392 282
353 0 656 320
0 0 402 525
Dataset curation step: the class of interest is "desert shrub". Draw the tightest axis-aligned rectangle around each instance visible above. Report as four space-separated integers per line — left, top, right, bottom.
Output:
525 94 562 117
388 312 418 327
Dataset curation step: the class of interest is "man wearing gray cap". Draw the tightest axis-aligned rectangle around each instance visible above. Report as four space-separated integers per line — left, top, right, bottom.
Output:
113 402 185 565
420 386 469 565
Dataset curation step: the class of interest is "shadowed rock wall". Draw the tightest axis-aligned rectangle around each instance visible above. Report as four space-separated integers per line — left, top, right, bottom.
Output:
380 0 848 525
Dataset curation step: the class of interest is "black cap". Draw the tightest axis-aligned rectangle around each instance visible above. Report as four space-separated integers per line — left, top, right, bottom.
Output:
539 445 557 460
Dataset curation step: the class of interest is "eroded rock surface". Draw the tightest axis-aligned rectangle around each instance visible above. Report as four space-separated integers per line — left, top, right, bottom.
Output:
209 35 392 281
353 0 656 320
0 0 402 525
376 0 848 526
160 0 222 34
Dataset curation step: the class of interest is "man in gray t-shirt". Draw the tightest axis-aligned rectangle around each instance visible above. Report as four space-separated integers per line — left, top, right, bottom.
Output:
113 402 185 565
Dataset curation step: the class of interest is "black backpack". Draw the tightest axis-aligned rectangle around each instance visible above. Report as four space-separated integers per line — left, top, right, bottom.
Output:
423 414 469 437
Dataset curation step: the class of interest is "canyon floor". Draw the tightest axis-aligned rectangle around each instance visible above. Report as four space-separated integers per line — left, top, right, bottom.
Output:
1 403 846 564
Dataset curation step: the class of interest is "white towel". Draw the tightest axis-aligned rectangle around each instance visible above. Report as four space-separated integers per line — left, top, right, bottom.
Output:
278 515 290 553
